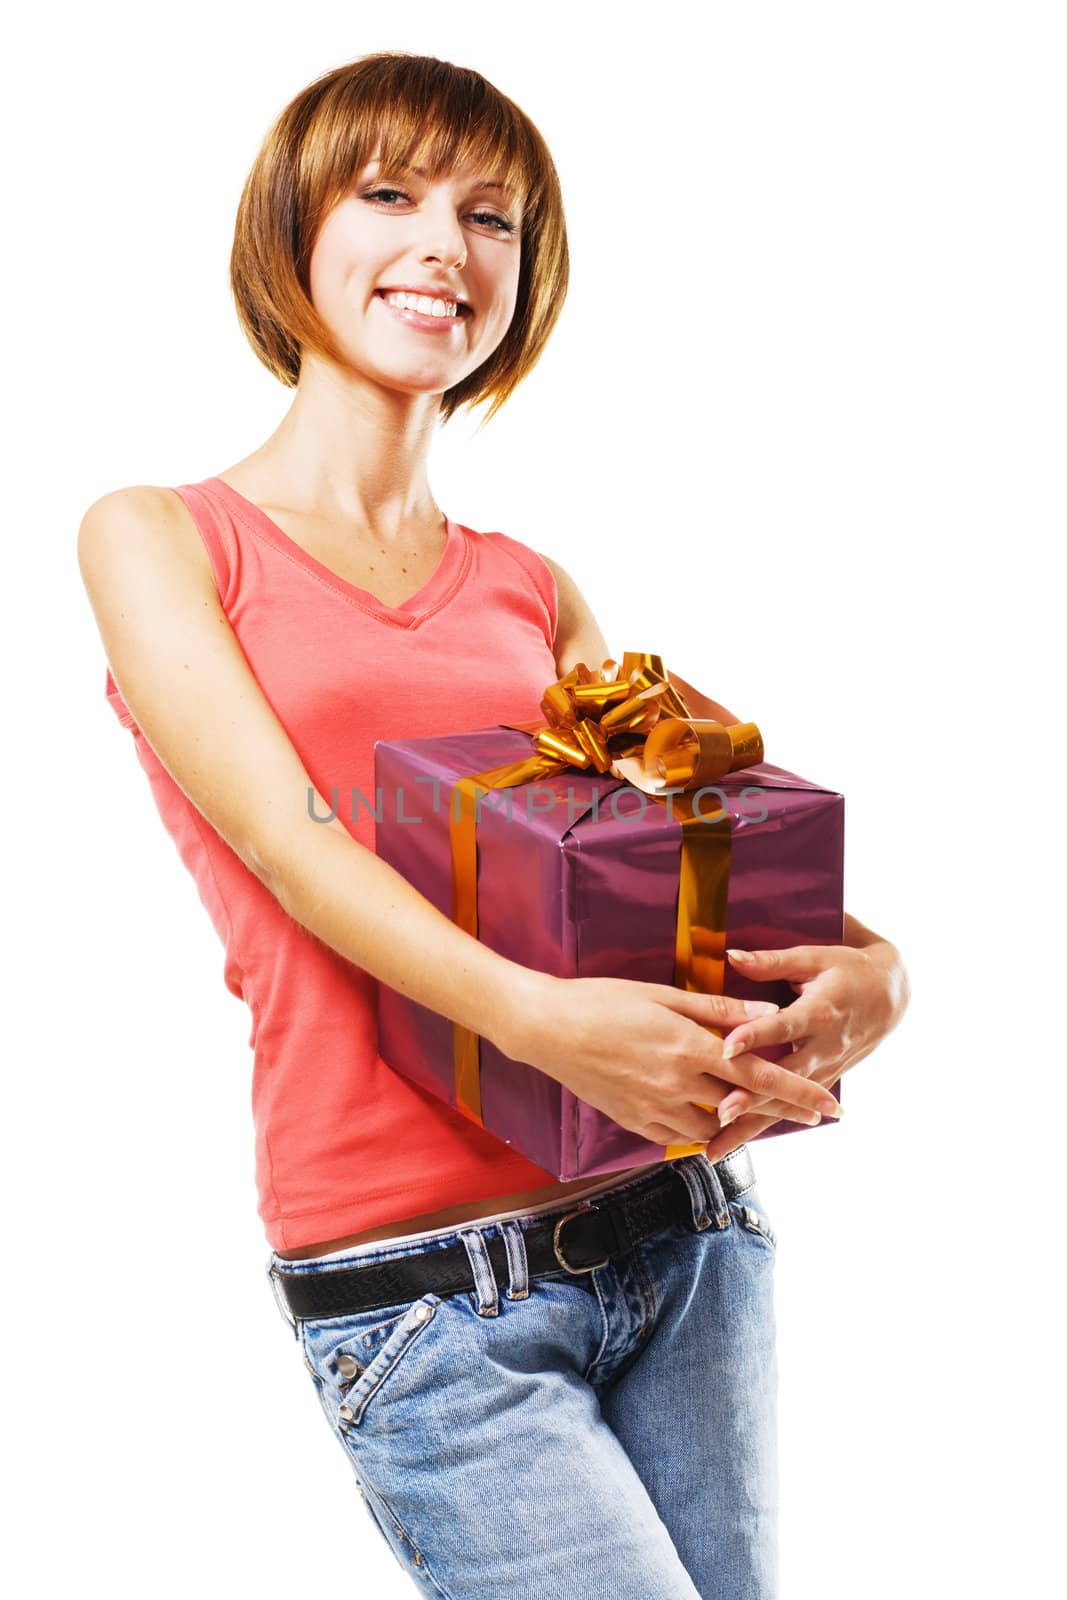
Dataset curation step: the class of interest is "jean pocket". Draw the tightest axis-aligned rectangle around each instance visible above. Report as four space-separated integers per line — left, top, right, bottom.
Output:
299 1291 446 1428
729 1184 778 1250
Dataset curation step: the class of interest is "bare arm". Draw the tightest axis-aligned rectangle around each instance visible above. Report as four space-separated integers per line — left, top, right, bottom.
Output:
80 487 545 1051
536 551 611 679
843 911 911 1031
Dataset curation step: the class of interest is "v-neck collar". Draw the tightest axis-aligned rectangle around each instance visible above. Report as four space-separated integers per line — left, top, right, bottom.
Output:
200 476 471 629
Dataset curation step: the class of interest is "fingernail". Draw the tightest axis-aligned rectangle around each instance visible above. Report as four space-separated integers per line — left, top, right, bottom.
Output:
820 1099 843 1118
718 1105 739 1127
728 948 755 962
722 1034 748 1059
744 1000 779 1016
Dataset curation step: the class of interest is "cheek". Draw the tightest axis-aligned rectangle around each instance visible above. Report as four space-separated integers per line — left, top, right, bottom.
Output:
307 215 369 320
469 260 521 342
478 298 518 345
307 240 342 319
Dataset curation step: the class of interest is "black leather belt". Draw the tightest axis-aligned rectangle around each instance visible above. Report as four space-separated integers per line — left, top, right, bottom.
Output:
271 1146 756 1323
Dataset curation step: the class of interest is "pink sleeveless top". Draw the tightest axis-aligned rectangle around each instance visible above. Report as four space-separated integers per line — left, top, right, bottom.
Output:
104 476 565 1250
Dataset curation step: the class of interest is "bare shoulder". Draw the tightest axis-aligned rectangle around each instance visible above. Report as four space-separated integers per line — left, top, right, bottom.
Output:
77 484 214 597
76 481 325 884
534 551 611 676
533 550 572 597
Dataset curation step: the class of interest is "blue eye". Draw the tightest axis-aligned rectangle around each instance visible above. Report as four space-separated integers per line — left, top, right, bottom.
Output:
361 187 516 234
472 211 517 234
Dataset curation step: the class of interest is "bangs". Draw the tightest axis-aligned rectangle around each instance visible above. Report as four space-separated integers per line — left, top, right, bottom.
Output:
369 105 532 213
309 59 542 230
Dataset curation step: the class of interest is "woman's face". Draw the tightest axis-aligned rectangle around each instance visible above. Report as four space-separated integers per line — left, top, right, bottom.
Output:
307 147 524 399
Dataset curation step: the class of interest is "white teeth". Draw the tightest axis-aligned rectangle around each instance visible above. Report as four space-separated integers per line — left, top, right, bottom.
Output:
382 291 459 319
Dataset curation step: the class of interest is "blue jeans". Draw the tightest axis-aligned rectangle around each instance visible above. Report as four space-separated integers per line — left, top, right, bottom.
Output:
266 1151 779 1599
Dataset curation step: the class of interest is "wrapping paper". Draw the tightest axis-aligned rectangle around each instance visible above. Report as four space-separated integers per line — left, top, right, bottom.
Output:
374 712 844 1181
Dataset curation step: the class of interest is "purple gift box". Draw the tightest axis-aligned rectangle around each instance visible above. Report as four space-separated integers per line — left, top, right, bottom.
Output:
374 724 844 1180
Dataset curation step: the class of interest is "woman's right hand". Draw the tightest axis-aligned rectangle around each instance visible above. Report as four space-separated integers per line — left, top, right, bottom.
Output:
497 972 844 1147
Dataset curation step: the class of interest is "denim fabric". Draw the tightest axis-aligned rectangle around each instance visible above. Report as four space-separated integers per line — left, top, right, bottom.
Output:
266 1150 779 1599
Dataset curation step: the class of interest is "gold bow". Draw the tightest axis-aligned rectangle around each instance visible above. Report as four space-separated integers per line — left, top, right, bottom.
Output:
448 651 763 1164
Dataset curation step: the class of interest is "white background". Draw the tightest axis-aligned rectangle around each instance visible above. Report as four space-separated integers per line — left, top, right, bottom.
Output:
5 2 1063 1595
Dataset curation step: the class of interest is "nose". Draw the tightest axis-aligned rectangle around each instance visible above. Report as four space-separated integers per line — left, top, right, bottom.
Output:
417 195 467 270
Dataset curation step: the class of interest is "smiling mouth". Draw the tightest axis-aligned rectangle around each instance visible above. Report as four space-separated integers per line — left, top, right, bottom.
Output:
373 289 472 321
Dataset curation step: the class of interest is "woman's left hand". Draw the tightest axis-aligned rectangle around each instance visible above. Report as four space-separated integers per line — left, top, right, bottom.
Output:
701 940 910 1164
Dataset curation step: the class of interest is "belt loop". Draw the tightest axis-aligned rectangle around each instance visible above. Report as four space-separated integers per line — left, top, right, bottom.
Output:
266 1260 300 1338
460 1229 500 1316
671 1155 716 1230
698 1155 733 1229
499 1219 530 1300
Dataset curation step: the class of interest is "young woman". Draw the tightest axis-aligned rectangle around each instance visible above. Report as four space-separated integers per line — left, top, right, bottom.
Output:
79 52 909 1600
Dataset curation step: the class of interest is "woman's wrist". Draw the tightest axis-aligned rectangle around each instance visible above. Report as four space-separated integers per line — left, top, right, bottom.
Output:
486 961 560 1063
863 939 912 1033
842 914 911 1034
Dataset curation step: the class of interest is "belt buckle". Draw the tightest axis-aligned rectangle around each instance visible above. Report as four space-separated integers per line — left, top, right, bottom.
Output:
552 1201 610 1275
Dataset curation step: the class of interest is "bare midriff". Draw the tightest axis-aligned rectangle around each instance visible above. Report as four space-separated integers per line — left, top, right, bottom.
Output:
273 1164 663 1260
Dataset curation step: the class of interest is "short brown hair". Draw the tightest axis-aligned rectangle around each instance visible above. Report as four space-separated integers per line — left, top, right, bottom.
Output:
230 52 569 425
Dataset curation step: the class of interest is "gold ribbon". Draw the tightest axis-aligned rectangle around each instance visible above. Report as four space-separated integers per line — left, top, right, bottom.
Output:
448 651 764 1163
